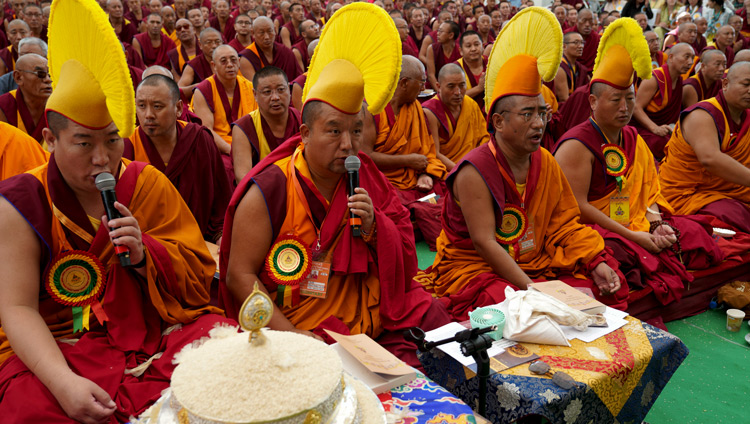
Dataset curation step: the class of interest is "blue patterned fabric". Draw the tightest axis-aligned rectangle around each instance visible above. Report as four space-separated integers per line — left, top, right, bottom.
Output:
384 371 478 424
418 320 689 424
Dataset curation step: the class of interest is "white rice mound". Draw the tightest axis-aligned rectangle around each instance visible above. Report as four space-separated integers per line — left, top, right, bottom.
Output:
350 378 387 424
171 329 343 423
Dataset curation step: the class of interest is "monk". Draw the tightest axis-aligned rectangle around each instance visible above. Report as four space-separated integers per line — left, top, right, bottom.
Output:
632 43 694 160
232 66 301 183
107 0 137 44
239 16 301 82
553 31 589 102
132 14 177 68
554 25 719 306
363 56 447 248
192 44 258 156
167 18 198 79
423 64 489 171
454 30 486 110
735 49 750 63
289 40 316 111
0 53 50 142
705 25 736 68
408 7 430 50
291 19 319 71
663 22 697 51
423 8 626 320
177 27 221 99
187 7 205 34
274 1 291 32
0 19 29 76
418 10 452 66
279 2 305 48
221 6 449 368
682 49 726 108
659 63 750 233
174 0 188 19
426 20 460 90
647 31 667 69
0 121 48 181
227 13 253 53
395 18 419 58
306 0 325 27
0 5 232 421
209 0 235 42
142 65 202 124
565 9 599 70
160 6 178 44
125 75 230 242
21 4 45 43
231 0 254 19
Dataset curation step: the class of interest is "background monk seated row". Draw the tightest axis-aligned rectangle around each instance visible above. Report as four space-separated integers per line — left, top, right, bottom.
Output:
423 63 489 172
177 28 222 101
682 49 726 108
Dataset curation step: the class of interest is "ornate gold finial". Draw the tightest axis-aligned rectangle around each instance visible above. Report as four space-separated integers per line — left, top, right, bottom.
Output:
239 282 274 345
303 409 322 424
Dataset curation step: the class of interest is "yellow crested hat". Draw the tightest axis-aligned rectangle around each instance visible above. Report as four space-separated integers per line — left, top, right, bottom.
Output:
46 0 135 137
485 7 562 115
302 3 401 115
591 18 652 90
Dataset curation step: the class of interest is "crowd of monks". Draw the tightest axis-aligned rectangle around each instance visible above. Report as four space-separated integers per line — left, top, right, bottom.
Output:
2 0 750 421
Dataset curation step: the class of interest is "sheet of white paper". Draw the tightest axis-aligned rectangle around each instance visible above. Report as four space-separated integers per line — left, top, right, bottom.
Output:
424 322 516 367
561 306 629 343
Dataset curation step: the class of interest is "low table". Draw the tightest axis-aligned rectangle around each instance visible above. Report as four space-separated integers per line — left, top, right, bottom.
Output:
381 371 477 423
419 317 689 424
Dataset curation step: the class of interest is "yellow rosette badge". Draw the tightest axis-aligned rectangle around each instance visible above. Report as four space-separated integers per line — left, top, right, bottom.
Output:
265 234 312 308
45 250 106 333
496 205 528 259
602 144 628 191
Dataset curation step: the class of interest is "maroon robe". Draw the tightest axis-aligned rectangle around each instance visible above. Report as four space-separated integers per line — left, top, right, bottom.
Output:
702 44 735 68
129 65 143 94
402 37 419 58
209 15 236 42
684 71 721 103
279 20 304 46
408 24 431 50
133 32 177 68
559 56 590 96
0 89 45 141
227 38 248 54
565 26 600 71
454 56 487 112
232 107 302 165
291 72 306 90
113 19 138 44
185 53 213 85
291 38 311 70
167 40 199 74
123 122 231 242
124 42 146 70
0 45 17 72
238 42 302 82
692 34 708 57
633 64 683 160
432 41 462 80
0 158 233 422
217 136 449 368
0 28 7 50
555 120 721 305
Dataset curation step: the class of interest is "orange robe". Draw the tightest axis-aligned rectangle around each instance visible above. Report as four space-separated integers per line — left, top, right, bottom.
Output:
0 122 48 181
0 156 230 420
423 142 628 319
374 100 447 190
422 95 489 165
192 74 258 144
660 93 750 216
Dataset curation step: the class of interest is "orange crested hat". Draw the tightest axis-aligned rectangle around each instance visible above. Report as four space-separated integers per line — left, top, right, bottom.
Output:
485 7 562 118
46 0 135 137
303 3 400 115
591 18 652 90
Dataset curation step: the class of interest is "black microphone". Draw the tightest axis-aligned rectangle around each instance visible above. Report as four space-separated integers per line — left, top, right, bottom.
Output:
94 173 131 267
345 156 361 237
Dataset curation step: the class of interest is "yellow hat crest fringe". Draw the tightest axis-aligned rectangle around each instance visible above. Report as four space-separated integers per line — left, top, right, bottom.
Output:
591 17 652 89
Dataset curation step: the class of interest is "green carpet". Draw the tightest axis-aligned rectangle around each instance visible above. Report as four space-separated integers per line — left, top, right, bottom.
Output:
414 241 750 423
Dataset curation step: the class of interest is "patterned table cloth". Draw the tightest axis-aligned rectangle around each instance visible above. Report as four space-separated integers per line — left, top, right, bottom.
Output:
382 371 477 424
418 318 689 424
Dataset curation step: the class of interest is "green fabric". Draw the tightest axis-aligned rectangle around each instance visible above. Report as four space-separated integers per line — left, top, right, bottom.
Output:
646 309 750 423
416 241 435 271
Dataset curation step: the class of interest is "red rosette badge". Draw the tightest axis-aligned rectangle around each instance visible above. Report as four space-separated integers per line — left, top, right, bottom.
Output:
496 205 528 246
265 234 312 287
45 250 106 307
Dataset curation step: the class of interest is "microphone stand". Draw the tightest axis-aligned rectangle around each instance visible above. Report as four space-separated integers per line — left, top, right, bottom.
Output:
404 326 495 416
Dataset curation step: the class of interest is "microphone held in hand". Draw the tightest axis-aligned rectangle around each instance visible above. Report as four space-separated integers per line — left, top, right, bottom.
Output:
94 172 131 267
345 156 361 237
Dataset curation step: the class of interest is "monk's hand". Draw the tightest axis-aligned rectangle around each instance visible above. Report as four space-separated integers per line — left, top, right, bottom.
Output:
53 373 116 424
416 174 434 192
652 224 678 248
349 187 375 235
652 125 672 138
629 230 662 254
477 72 485 88
591 262 621 296
102 201 145 265
407 153 429 171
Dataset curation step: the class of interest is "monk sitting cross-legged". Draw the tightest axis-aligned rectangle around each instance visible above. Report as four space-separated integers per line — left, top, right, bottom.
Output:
554 18 722 308
421 8 628 321
422 63 489 172
659 62 750 233
221 4 450 368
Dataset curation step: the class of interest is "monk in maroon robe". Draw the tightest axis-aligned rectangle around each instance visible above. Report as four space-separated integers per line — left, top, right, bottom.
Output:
632 44 694 160
0 53 50 142
132 14 177 68
291 19 318 72
177 27 221 101
208 0 235 42
683 49 726 108
564 9 599 71
278 2 305 48
426 21 461 90
703 25 735 68
239 16 302 82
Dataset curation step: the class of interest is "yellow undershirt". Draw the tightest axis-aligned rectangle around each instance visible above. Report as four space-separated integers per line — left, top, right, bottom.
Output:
87 215 101 232
515 182 526 198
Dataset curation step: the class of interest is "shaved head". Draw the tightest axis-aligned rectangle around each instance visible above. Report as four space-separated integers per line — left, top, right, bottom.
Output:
142 65 173 79
438 62 465 82
253 15 274 28
399 54 424 79
701 48 725 63
307 38 318 57
15 53 46 69
734 49 750 63
726 61 750 82
668 42 693 56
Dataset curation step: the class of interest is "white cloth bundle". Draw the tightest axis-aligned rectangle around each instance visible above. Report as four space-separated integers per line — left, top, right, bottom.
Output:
501 287 603 346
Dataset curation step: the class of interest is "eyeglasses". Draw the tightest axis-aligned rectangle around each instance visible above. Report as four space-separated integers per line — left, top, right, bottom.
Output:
564 40 585 46
404 76 427 84
175 24 191 30
16 68 49 79
500 110 548 123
